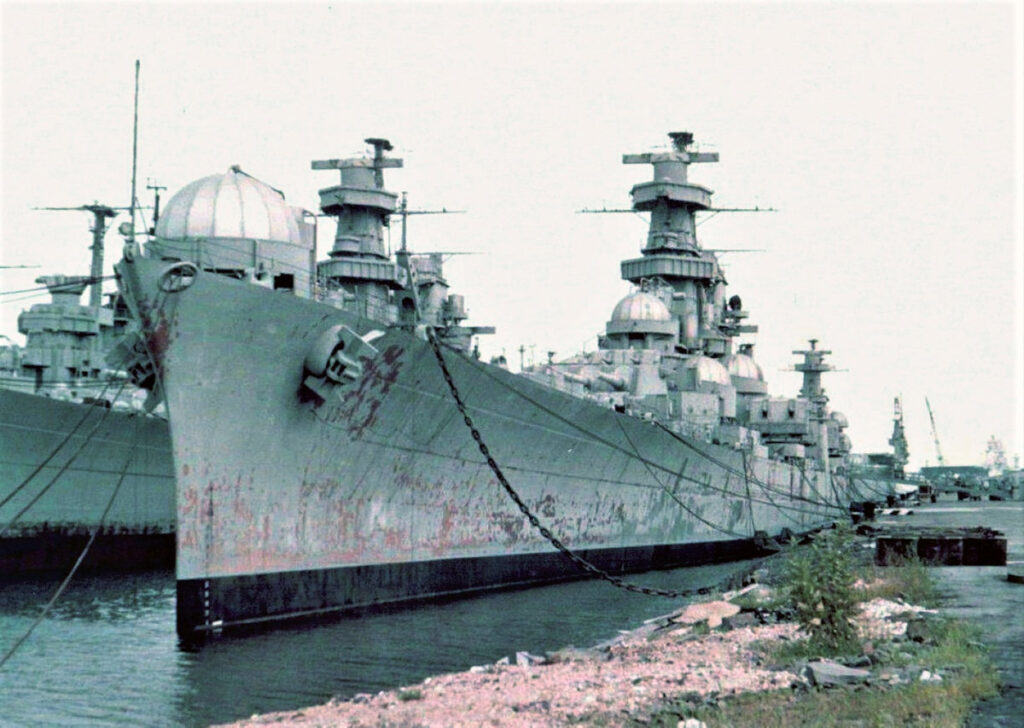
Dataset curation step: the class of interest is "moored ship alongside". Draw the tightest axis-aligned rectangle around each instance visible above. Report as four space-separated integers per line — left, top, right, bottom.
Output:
1 240 174 573
115 132 858 640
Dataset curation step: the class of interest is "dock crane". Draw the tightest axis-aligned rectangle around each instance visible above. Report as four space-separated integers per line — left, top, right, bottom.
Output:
925 397 945 466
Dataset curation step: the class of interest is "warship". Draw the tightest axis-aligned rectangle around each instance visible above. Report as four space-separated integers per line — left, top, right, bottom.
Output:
0 207 174 574
115 133 856 639
846 396 924 504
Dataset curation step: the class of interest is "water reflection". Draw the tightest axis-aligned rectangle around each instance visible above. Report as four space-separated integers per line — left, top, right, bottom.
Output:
0 570 174 621
1 559 758 727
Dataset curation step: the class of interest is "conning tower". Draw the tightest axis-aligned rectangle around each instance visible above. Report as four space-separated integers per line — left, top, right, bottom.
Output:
794 338 832 414
17 275 111 389
889 396 909 479
620 132 756 356
792 339 842 469
313 138 404 323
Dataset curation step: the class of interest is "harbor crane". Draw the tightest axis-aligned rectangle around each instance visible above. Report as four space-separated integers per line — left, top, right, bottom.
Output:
925 397 945 466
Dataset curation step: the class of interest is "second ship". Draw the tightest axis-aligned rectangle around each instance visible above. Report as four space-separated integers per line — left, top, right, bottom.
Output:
1 205 174 575
115 132 858 639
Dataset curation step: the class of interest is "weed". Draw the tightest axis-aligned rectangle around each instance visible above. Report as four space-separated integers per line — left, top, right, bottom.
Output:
396 688 422 702
857 556 941 607
683 616 1000 727
781 522 859 654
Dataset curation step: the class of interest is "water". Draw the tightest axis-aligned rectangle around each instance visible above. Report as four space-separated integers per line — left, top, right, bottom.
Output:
0 560 757 727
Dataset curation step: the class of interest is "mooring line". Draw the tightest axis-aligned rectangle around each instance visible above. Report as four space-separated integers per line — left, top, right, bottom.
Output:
455 346 843 516
0 451 132 669
0 379 116 509
613 416 750 539
0 381 128 536
430 329 743 600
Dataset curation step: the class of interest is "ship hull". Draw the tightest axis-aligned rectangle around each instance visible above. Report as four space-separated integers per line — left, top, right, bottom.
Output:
120 257 848 638
177 539 761 634
0 388 174 574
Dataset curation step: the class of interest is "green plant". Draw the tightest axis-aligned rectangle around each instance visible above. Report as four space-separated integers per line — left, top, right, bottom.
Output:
677 617 1000 728
396 689 422 702
858 556 940 607
781 522 858 653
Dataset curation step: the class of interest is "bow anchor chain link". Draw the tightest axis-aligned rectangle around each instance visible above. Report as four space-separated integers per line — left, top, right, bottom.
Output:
426 328 713 600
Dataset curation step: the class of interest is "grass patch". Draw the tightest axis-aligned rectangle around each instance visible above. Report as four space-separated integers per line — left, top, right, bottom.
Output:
756 636 837 665
396 688 422 702
856 557 941 607
684 618 1000 727
634 536 998 727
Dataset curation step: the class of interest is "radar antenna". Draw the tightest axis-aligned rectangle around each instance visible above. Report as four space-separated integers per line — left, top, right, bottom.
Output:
33 204 127 309
395 192 465 254
366 137 395 188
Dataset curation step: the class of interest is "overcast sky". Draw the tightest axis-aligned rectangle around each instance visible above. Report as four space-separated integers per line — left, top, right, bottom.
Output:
2 1 1021 471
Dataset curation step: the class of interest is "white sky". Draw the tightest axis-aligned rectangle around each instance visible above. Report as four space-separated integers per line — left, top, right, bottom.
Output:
2 1 1021 471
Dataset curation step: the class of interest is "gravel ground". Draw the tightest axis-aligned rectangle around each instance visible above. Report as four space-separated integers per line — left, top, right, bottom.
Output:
217 589 919 728
219 622 800 727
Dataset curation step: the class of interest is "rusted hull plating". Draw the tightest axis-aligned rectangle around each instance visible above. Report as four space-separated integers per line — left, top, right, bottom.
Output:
0 388 175 573
119 257 847 637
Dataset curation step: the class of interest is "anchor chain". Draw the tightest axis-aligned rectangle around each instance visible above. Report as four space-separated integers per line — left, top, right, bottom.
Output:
426 329 710 599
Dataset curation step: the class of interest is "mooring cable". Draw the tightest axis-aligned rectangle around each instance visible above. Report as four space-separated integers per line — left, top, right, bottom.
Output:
428 328 735 599
0 452 131 670
849 474 890 501
613 416 752 539
450 346 844 516
0 379 117 510
652 420 845 513
794 461 845 515
737 448 820 530
0 381 128 537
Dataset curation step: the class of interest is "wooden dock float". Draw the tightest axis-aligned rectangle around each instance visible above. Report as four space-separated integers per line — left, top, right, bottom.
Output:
873 526 1007 566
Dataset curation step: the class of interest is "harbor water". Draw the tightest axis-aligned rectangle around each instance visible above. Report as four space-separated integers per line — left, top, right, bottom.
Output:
0 559 757 727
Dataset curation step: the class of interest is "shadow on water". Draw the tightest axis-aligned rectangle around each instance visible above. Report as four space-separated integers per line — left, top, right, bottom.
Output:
1 558 761 727
0 569 174 622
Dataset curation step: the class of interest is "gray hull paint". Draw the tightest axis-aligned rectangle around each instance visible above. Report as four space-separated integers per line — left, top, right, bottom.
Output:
123 257 848 634
0 388 174 573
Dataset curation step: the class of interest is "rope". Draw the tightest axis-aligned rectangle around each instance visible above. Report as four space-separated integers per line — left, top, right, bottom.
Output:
849 474 890 500
429 328 744 600
652 420 844 513
0 381 127 536
740 451 758 534
0 379 116 509
613 416 751 539
453 347 841 516
0 452 131 669
739 447 816 530
824 466 850 514
311 342 825 514
795 459 845 514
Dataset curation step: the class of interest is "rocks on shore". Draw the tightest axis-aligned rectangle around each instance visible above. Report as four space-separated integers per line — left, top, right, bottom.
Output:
802 659 872 687
218 579 941 727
